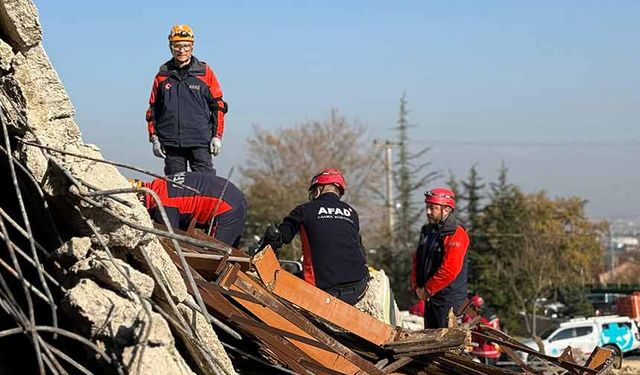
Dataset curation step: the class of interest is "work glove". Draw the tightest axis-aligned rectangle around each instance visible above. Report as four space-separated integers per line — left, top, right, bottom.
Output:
150 135 165 158
210 137 222 156
261 224 283 251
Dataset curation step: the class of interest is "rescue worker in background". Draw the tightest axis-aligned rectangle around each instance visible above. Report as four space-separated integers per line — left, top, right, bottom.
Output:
146 25 228 175
411 188 470 328
261 169 369 305
135 171 246 248
462 295 501 365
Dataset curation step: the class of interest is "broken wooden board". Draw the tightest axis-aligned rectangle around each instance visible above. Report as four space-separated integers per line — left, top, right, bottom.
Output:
229 270 385 375
216 265 365 374
252 246 396 346
161 241 321 374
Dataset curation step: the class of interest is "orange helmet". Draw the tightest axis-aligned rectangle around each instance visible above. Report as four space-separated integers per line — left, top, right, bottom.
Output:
127 178 144 189
168 25 195 43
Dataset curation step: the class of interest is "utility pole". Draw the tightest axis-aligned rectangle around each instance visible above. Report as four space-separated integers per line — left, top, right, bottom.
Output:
384 141 394 240
374 140 397 241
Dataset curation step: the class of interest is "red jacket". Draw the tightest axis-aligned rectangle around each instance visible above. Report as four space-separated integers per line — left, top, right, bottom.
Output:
463 309 501 359
144 172 246 247
411 217 469 299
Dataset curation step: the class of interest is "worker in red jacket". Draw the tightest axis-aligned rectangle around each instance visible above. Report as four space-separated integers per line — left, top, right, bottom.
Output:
136 171 246 248
411 188 470 328
463 295 501 365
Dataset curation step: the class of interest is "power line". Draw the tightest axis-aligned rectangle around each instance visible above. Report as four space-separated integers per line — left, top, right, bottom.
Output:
407 140 640 147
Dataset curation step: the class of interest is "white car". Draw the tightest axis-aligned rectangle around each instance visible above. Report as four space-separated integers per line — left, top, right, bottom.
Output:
520 315 640 368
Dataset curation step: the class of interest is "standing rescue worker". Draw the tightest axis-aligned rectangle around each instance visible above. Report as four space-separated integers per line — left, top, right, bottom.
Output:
146 25 228 175
411 188 470 328
137 171 246 248
262 169 369 305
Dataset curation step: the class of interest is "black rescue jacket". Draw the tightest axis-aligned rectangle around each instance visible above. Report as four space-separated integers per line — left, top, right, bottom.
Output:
277 193 368 290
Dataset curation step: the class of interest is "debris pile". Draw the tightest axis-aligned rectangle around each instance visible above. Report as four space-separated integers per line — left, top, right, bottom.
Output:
157 228 617 374
0 0 618 373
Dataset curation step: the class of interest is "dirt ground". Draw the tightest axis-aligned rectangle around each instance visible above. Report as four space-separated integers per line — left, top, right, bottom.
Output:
613 354 640 375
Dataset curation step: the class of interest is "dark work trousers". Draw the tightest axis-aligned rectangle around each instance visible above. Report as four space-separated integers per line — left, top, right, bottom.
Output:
210 207 247 248
424 296 465 328
164 146 214 175
323 276 369 305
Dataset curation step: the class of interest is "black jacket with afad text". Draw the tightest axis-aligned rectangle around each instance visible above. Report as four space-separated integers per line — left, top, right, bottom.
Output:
146 56 228 148
277 193 368 290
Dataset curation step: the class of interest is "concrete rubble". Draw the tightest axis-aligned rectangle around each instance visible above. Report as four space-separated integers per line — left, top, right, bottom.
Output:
0 0 234 374
0 0 618 374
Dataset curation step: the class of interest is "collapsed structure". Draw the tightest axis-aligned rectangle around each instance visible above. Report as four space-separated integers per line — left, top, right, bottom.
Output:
0 0 618 373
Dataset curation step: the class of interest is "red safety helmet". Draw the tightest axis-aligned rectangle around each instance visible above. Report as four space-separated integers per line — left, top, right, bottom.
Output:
471 295 484 308
309 168 346 193
424 188 456 209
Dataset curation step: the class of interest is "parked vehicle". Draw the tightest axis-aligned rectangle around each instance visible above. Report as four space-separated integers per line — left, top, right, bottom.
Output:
519 315 640 368
588 293 626 315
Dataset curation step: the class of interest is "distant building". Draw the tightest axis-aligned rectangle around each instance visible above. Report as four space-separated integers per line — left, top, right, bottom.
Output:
612 236 639 252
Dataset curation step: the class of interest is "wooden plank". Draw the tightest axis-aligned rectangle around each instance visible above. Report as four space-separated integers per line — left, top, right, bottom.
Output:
583 346 614 374
154 223 250 276
381 357 413 374
231 269 384 375
160 241 322 374
252 247 396 345
220 269 361 374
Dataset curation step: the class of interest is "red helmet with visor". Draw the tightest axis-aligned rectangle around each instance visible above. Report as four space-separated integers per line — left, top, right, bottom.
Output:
424 188 456 209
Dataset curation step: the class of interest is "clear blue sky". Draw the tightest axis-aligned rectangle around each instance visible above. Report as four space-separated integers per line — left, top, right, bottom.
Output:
35 0 639 219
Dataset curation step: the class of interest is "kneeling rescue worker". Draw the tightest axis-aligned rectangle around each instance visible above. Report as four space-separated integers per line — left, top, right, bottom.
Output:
133 171 246 248
411 188 470 328
262 169 369 305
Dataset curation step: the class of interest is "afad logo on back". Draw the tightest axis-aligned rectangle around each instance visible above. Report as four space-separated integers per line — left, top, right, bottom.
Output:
317 206 353 218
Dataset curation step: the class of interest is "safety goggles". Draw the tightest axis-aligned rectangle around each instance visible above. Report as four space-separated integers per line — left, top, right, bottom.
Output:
171 30 194 38
170 43 193 52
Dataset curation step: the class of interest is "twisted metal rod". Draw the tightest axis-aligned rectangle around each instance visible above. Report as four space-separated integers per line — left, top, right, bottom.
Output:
6 128 248 374
0 222 60 288
79 213 154 375
0 210 45 374
0 256 51 303
182 298 242 340
0 209 53 260
78 188 232 254
1 112 57 335
69 184 223 374
17 137 202 194
74 187 232 372
75 186 226 329
0 143 64 246
151 301 228 375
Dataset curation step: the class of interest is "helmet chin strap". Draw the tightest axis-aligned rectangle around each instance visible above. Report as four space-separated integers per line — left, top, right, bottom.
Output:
434 207 453 228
